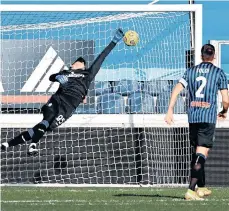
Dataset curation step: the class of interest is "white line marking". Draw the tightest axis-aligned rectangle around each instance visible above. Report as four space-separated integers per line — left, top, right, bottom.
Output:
1 200 86 203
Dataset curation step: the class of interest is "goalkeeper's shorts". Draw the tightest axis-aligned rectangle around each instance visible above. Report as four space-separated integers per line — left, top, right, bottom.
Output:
189 123 216 148
41 95 80 131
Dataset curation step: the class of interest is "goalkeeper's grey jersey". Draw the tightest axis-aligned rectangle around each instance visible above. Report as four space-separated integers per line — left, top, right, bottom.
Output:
49 41 116 109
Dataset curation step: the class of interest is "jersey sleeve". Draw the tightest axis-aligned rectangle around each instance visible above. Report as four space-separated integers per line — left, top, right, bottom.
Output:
218 69 228 90
88 41 116 82
179 69 188 88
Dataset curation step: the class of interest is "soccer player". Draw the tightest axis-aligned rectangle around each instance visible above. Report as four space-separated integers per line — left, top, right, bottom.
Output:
165 44 229 200
1 28 124 156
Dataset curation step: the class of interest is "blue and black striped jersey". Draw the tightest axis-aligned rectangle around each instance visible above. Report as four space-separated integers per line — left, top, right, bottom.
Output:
179 62 228 123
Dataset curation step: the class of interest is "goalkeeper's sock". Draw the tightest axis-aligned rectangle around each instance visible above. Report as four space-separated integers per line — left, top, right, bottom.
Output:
7 131 31 147
2 120 49 149
189 153 206 191
30 120 49 144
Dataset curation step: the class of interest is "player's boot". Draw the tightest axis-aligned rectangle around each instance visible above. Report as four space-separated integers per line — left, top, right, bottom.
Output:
1 142 9 151
196 187 212 197
27 143 38 156
185 189 204 201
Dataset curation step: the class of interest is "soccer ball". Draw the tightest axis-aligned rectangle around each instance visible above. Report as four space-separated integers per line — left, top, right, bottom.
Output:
123 30 139 46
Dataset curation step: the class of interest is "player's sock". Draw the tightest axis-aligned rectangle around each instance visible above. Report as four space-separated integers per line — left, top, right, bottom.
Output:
27 120 49 156
197 163 205 187
2 120 49 150
189 153 206 191
7 131 31 147
30 120 49 144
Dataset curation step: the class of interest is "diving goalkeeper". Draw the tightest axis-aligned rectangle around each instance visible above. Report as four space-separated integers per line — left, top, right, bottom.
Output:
1 28 124 156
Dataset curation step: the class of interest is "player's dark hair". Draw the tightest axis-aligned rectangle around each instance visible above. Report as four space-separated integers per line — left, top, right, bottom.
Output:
72 57 86 66
201 44 215 61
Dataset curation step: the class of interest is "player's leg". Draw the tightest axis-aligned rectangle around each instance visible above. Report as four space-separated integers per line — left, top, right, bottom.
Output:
1 97 58 152
185 123 204 200
1 130 31 150
1 118 52 151
195 123 215 197
195 151 211 197
27 120 50 155
196 165 212 196
27 98 58 155
1 119 50 151
28 98 77 155
197 157 205 188
190 147 207 192
189 147 207 190
185 123 215 200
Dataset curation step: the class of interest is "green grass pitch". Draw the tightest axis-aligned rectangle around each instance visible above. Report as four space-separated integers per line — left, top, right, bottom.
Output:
1 187 229 211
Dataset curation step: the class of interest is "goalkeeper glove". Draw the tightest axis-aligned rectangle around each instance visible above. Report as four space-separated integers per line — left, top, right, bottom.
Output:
112 28 124 44
55 75 68 85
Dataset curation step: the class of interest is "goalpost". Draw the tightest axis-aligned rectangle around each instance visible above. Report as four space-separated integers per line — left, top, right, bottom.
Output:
0 4 211 187
210 40 229 69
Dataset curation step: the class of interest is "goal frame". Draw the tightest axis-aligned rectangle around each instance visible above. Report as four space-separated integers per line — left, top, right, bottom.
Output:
0 3 203 126
0 4 203 187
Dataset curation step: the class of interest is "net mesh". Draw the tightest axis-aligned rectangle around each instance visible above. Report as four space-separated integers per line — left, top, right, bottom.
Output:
1 11 191 114
2 11 227 186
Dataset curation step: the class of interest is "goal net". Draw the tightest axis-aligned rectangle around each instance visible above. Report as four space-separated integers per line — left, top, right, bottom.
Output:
2 5 227 187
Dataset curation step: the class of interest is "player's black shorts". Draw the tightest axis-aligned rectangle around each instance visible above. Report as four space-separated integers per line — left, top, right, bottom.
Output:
41 95 81 131
189 123 216 148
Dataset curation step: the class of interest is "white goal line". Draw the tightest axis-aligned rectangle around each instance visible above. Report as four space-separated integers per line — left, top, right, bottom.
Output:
0 183 188 188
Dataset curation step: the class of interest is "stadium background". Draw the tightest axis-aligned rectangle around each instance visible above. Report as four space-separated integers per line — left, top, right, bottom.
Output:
1 0 229 186
1 0 229 76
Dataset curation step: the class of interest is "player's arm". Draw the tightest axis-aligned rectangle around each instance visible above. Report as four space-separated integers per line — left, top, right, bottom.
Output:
165 70 188 124
165 83 184 124
49 71 68 84
218 70 229 119
218 89 229 119
88 29 124 82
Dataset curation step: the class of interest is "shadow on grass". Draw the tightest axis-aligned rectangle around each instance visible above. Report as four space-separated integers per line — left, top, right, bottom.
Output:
114 193 184 199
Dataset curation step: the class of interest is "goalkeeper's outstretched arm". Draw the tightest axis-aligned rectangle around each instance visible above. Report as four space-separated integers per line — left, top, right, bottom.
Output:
88 28 124 82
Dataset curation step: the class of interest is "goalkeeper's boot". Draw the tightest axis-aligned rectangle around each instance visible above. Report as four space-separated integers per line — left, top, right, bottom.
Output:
196 187 212 197
27 143 38 156
185 189 204 201
1 142 9 151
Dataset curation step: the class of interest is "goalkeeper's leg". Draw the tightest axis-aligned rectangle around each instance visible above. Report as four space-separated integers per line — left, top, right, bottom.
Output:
27 98 59 155
28 98 76 155
1 120 50 153
27 120 50 156
1 98 57 153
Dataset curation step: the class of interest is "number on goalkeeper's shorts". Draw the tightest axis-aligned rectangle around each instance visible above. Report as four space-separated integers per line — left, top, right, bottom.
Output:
55 115 65 126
